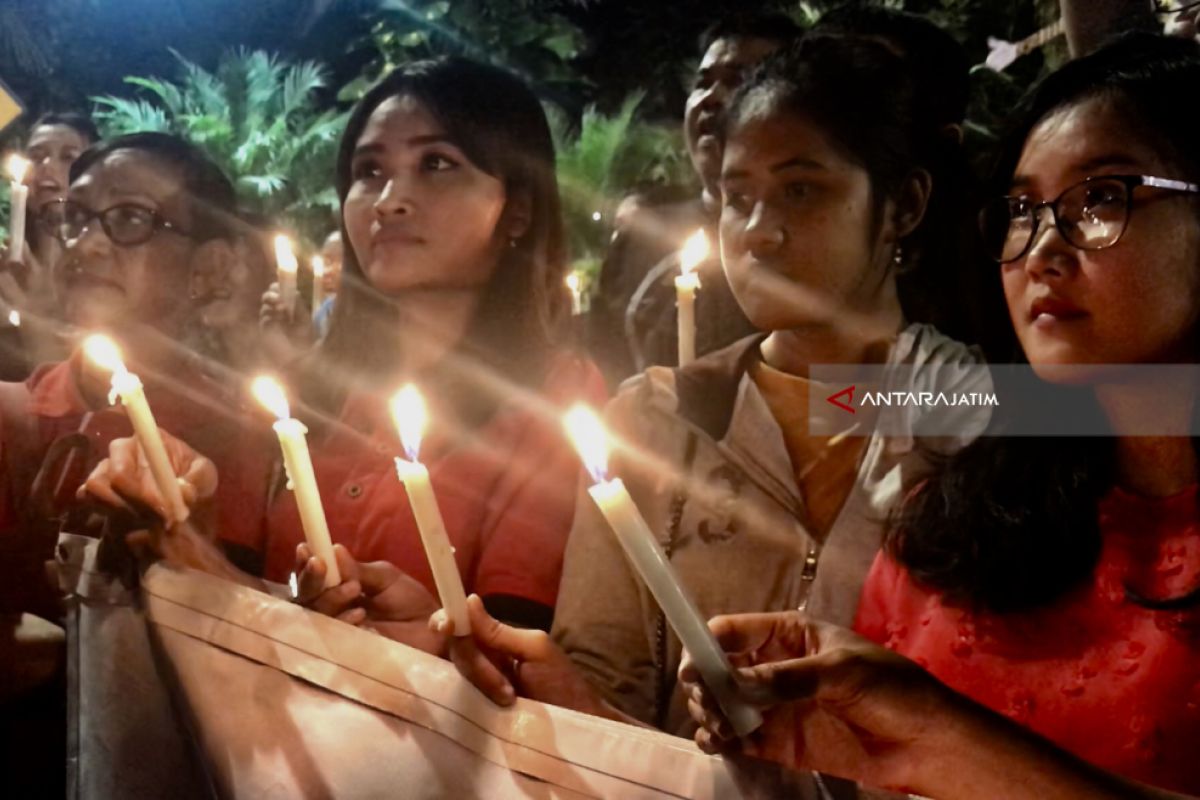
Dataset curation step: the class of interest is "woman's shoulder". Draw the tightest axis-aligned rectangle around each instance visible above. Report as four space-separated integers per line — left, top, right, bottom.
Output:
893 323 985 369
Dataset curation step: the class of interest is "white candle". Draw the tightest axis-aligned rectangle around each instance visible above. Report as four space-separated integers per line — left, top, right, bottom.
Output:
564 405 762 736
390 384 471 636
83 334 188 524
676 230 708 367
252 376 340 588
274 234 298 319
7 154 29 264
565 272 583 316
311 255 326 320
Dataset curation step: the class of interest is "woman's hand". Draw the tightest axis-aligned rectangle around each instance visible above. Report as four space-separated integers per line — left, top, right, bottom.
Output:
260 282 314 340
81 432 217 524
680 611 953 792
432 595 617 718
293 543 445 655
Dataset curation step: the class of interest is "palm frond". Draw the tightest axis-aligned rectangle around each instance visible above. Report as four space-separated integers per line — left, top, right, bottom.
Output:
282 60 328 119
91 96 172 136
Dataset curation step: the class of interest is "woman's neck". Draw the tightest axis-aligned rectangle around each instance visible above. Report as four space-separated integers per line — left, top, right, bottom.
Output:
761 301 904 378
1095 379 1198 497
394 288 482 379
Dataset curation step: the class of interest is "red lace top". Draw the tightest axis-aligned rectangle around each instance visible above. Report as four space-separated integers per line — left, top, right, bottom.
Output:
855 485 1200 795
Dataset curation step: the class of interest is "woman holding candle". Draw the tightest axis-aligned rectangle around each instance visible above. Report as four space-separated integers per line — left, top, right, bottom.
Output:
440 34 987 734
686 35 1200 799
266 57 606 635
9 133 277 578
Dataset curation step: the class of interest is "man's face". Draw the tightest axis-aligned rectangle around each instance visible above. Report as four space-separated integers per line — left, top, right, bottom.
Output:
684 36 782 194
59 150 199 334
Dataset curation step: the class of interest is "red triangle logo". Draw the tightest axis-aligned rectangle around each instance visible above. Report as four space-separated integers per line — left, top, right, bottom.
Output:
826 385 856 414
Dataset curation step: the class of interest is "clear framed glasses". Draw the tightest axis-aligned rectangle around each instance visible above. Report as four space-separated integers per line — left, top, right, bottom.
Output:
39 198 191 247
979 174 1200 263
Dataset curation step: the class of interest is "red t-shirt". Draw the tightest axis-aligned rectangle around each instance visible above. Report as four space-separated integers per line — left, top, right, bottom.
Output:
855 486 1200 795
262 354 607 608
0 355 273 553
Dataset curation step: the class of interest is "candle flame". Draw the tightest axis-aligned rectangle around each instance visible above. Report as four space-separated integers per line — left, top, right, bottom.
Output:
680 229 709 276
274 235 298 275
565 272 581 292
7 310 19 327
312 255 326 277
6 154 29 184
564 404 609 483
390 384 428 462
82 334 128 375
251 375 291 420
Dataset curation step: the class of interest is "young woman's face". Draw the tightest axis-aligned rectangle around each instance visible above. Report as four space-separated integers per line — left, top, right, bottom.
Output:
1003 97 1200 373
719 96 898 331
27 124 90 210
342 95 508 297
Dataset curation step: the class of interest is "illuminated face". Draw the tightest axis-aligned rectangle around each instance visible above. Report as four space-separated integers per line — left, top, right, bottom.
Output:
1002 97 1200 374
719 94 897 332
342 94 508 297
27 124 90 209
60 150 198 333
319 231 343 293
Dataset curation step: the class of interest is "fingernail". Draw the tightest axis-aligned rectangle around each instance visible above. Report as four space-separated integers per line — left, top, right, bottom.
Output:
501 684 515 702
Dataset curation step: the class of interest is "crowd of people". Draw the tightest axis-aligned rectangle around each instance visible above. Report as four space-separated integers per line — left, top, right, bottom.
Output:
2 1 1200 797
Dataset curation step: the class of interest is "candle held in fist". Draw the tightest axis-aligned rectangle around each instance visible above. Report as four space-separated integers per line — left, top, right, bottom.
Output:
83 334 188 524
252 376 340 587
390 384 471 636
6 155 29 264
564 405 762 736
274 235 299 319
675 230 707 366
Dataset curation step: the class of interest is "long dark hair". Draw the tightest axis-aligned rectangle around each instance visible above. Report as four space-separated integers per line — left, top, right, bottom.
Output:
721 33 975 340
308 57 569 421
888 34 1200 614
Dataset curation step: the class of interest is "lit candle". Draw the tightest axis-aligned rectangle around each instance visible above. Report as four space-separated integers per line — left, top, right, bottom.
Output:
83 334 188 524
565 272 583 316
390 384 471 636
311 255 326 320
6 154 29 264
273 234 298 320
564 405 762 737
676 230 707 366
252 376 340 587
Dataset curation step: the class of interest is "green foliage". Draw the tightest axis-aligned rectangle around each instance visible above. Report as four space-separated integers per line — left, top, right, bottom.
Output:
342 0 588 103
548 92 698 272
91 48 349 245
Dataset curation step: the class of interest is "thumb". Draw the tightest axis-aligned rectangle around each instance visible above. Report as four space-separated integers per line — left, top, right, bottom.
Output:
738 654 832 706
465 594 547 662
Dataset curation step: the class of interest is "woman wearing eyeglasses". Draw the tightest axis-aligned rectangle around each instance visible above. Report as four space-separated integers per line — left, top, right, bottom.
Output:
684 35 1200 799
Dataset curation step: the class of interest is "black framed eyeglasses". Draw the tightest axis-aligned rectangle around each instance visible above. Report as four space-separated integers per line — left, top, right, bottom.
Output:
979 174 1200 264
39 198 192 247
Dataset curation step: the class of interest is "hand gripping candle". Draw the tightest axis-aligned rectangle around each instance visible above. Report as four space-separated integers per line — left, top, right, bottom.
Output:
564 404 763 736
83 334 188 524
676 230 708 367
273 234 299 320
6 154 29 264
252 376 340 587
390 384 471 636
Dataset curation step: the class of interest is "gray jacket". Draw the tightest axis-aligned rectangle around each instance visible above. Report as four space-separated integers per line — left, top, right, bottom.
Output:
552 325 983 735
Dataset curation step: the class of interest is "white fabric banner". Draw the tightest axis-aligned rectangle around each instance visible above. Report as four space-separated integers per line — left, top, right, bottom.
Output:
64 538 907 799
